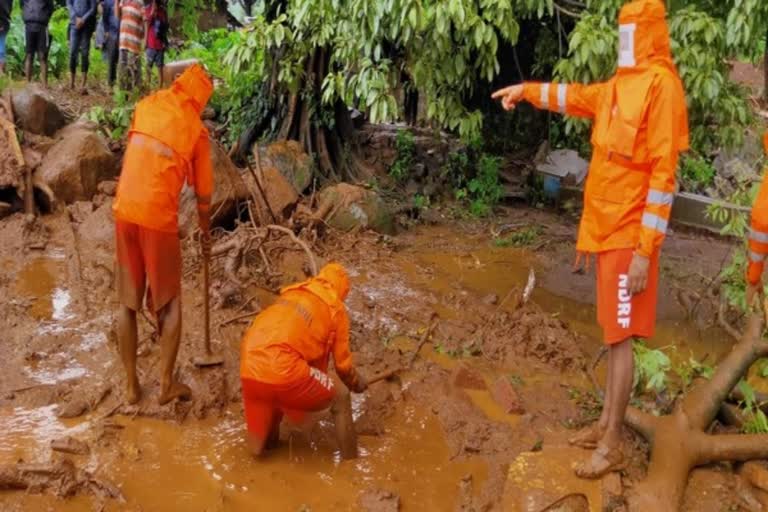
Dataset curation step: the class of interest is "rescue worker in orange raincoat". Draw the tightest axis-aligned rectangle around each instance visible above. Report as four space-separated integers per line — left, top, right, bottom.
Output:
746 131 768 304
113 62 213 406
493 0 689 478
240 263 368 460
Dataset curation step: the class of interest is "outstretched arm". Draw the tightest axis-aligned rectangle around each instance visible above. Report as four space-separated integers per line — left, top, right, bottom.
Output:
492 81 607 119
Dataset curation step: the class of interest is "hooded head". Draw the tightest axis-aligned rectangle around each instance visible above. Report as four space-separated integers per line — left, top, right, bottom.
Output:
617 0 673 70
173 63 213 113
315 263 350 301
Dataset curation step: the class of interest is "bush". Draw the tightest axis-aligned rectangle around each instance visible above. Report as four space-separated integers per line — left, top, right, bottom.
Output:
679 154 716 193
389 129 416 183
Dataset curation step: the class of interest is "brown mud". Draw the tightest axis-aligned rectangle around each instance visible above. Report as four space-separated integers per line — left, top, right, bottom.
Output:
0 202 748 511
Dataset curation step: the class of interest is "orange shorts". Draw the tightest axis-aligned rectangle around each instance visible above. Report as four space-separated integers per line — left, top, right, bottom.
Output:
115 220 181 312
596 248 659 345
241 368 336 442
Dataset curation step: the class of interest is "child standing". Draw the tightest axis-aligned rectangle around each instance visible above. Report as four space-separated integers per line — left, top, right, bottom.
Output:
144 0 167 89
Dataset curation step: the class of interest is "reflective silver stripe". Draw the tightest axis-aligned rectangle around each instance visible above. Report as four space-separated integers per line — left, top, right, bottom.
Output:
541 83 550 109
750 251 766 263
750 228 768 244
557 84 567 113
646 189 674 206
642 212 668 234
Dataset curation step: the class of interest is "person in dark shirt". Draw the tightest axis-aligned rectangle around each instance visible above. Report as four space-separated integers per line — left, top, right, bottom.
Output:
67 0 97 91
101 0 120 86
20 0 54 87
0 0 10 74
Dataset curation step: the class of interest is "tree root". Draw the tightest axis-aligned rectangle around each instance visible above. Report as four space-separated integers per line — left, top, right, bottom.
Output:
266 224 318 276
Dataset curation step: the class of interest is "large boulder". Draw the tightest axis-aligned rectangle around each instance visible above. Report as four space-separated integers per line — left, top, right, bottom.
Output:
317 183 394 234
12 85 68 136
178 141 249 237
37 129 117 205
249 166 299 222
254 140 314 194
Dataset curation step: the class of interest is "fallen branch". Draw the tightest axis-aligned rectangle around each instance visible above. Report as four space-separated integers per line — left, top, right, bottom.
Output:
217 310 259 328
266 224 318 276
408 312 439 366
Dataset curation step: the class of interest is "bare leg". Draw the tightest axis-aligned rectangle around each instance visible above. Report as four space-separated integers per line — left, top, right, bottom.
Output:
330 378 357 460
576 339 633 479
246 432 267 457
570 347 613 449
117 304 141 404
81 72 88 91
158 65 165 89
25 55 32 82
156 295 191 405
40 60 48 88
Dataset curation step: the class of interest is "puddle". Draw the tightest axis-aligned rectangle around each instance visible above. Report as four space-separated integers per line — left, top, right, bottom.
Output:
0 405 90 464
16 252 73 323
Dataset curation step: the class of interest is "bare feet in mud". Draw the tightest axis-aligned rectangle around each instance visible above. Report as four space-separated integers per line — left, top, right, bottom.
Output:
126 379 142 405
158 381 192 405
568 423 603 450
574 444 625 480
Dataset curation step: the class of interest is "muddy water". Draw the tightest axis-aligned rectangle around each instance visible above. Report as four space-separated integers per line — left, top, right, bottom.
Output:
0 225 732 510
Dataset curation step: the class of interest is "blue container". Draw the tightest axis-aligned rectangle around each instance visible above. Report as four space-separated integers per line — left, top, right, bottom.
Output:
542 174 562 201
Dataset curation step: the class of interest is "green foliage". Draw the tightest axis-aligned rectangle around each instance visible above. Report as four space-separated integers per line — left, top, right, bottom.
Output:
4 6 70 79
674 357 715 390
465 154 504 216
679 154 716 193
726 0 768 63
86 91 136 141
168 0 210 39
494 226 541 247
389 129 416 182
737 379 768 434
412 194 430 210
633 340 672 394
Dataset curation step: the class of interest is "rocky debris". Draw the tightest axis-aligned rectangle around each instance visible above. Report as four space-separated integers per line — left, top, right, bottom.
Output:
709 128 766 199
38 129 117 205
316 183 394 234
178 140 249 236
0 201 12 220
248 166 299 222
51 436 90 456
491 377 525 414
56 383 112 419
358 488 400 512
0 459 123 501
482 293 499 306
601 473 626 512
11 85 69 136
55 119 99 141
256 140 315 194
0 115 24 189
97 180 118 197
78 201 115 246
536 149 588 186
451 363 487 390
742 461 768 493
67 201 95 224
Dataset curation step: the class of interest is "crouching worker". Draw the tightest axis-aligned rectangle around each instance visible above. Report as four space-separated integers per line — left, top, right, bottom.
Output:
240 263 368 459
746 131 768 307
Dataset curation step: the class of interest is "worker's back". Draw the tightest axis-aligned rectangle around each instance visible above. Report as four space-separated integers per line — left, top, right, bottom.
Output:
113 65 212 233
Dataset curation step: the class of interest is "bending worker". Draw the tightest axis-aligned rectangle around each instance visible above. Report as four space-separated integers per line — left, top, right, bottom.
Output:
493 0 688 478
240 263 368 459
747 131 768 305
113 63 213 405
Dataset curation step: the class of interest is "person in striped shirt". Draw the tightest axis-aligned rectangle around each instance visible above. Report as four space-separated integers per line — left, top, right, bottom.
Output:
117 0 144 90
746 131 768 306
493 0 689 479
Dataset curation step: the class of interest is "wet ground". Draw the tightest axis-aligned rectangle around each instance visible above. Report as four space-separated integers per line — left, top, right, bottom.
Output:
0 204 746 511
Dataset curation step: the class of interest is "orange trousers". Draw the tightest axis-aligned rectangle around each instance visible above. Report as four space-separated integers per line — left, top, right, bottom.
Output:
596 248 660 344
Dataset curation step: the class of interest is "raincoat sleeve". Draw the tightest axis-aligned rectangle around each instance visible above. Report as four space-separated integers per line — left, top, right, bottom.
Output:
522 82 607 119
747 133 768 285
331 307 357 388
192 134 213 233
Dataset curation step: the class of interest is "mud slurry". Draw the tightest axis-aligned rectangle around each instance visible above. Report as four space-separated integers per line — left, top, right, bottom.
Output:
0 209 741 511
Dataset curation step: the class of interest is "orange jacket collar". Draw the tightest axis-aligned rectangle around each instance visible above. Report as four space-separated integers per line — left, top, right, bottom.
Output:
172 64 213 113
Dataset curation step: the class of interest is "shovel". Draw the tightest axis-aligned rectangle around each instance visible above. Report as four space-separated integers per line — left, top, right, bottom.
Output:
193 249 224 368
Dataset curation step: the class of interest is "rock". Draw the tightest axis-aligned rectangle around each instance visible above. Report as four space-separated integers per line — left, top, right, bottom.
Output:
11 84 68 136
316 183 394 234
178 140 249 236
451 363 487 390
201 107 216 120
67 201 94 224
55 119 99 141
56 399 88 419
51 436 90 456
742 461 768 493
97 180 118 196
601 472 625 511
251 166 299 221
536 149 588 186
255 140 314 194
77 201 115 246
491 376 525 414
482 293 499 306
0 201 12 219
358 489 400 512
38 129 117 205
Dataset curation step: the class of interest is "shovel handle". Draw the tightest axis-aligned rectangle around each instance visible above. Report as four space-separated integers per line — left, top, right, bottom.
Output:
367 367 401 386
203 248 211 355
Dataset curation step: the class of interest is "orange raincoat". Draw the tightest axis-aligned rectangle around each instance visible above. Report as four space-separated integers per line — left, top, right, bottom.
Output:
747 131 768 285
521 0 689 258
113 64 214 233
240 263 360 390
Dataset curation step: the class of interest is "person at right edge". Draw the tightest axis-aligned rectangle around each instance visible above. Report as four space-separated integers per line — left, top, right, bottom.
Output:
492 0 688 479
746 131 768 306
113 63 213 405
240 263 369 460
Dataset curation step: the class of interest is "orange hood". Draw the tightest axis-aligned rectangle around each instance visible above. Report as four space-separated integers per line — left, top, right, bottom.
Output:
280 263 350 314
617 0 674 72
172 64 213 114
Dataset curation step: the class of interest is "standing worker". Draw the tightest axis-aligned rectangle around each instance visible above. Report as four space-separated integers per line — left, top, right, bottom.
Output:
240 263 369 459
67 0 97 92
746 131 768 306
101 0 121 88
492 0 688 478
20 0 54 87
0 0 10 75
113 63 213 405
